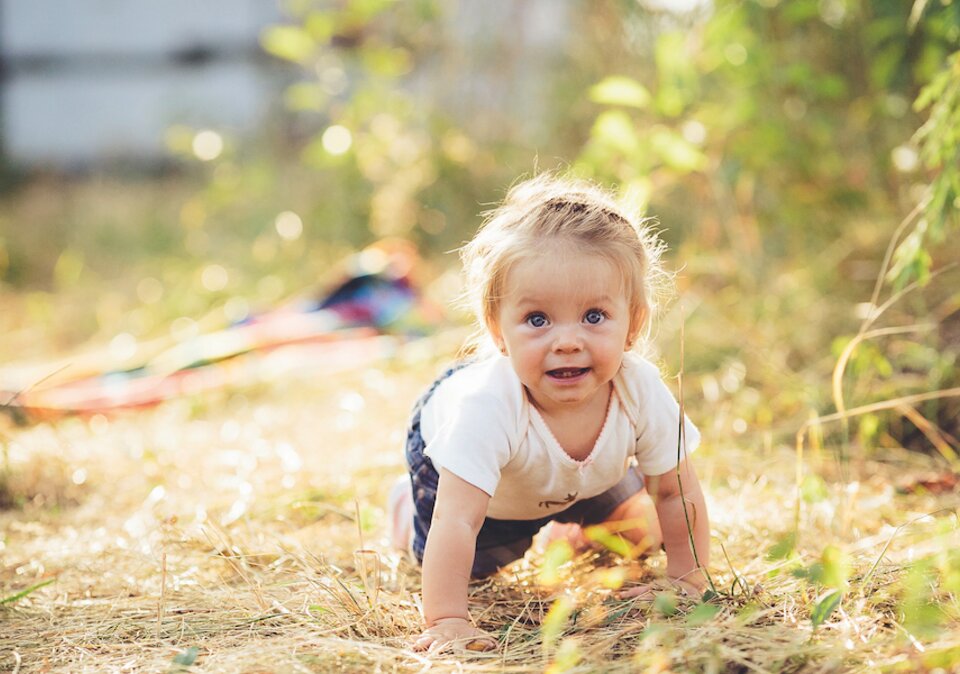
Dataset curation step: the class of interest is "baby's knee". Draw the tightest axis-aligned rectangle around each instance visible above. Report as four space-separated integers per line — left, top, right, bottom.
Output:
607 490 662 553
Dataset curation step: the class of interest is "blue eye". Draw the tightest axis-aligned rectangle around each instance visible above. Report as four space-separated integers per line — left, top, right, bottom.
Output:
526 313 548 328
584 309 605 325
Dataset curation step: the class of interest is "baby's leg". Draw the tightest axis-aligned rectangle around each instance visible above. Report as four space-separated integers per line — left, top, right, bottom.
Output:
388 475 414 551
538 521 591 552
543 489 661 556
600 488 662 555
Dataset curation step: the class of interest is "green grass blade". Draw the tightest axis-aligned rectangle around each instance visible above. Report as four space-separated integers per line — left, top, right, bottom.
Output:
1 578 55 605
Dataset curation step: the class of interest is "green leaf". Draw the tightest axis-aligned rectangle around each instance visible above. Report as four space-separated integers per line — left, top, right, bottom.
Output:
347 0 397 23
655 87 687 118
886 219 931 289
653 592 678 617
591 111 641 155
584 525 633 557
589 76 651 109
816 74 848 100
920 645 960 670
361 46 413 78
172 646 199 667
766 532 796 561
655 31 694 82
1 578 55 605
358 503 378 532
640 622 667 642
811 589 842 631
541 595 576 651
800 475 828 503
819 545 850 590
539 539 574 587
545 638 582 674
858 414 880 446
685 602 720 626
870 43 906 89
650 128 707 172
304 12 336 42
782 0 820 23
260 25 315 63
914 69 950 111
902 559 944 639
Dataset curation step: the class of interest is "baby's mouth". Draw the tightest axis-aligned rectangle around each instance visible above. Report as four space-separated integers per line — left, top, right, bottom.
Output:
547 367 590 379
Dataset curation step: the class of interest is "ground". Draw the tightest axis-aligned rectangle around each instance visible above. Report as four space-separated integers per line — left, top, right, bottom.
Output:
2 339 959 673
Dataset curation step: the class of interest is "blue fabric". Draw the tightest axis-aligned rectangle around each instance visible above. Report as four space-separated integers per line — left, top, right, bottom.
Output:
404 361 645 578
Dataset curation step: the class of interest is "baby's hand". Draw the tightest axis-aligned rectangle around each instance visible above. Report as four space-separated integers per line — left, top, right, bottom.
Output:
413 617 497 653
617 576 704 601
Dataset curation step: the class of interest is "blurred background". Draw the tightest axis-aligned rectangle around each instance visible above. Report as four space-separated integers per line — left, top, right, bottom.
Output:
0 0 957 455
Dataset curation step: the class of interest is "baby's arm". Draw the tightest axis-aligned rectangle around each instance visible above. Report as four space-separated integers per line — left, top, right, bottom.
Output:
416 468 496 652
623 458 710 597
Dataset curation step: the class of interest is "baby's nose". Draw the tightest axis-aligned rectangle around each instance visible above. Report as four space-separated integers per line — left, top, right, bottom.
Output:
552 326 584 351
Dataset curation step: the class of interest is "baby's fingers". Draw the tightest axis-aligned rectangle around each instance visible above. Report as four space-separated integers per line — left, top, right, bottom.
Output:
413 634 437 652
617 578 702 601
462 636 497 652
616 583 657 601
412 629 496 654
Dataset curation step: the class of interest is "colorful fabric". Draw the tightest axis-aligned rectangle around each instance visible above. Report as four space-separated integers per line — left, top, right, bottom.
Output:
1 239 442 418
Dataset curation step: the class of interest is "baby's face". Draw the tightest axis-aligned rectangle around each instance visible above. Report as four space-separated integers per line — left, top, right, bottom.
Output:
490 248 632 417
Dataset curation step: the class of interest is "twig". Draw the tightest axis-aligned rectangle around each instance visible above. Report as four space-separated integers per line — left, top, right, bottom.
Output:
157 551 167 641
861 508 960 588
827 197 946 455
831 324 936 423
800 387 960 436
860 199 925 334
896 403 960 467
1 364 72 408
354 499 365 551
719 541 749 596
675 307 717 595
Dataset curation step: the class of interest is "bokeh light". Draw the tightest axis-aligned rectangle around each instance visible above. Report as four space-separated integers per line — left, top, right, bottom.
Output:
192 130 224 161
201 264 229 292
892 145 919 173
274 211 304 241
136 277 164 304
321 125 352 155
109 332 138 361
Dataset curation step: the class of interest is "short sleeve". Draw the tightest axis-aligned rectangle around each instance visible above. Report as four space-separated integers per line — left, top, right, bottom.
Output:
421 391 517 497
627 359 701 476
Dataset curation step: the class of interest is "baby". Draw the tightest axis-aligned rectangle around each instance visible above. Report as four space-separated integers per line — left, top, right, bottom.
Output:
390 174 710 651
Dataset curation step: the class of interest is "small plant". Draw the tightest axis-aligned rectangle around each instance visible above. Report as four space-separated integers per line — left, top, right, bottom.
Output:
0 578 54 607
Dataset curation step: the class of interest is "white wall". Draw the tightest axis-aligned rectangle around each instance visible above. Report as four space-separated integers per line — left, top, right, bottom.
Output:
0 0 574 167
0 0 285 166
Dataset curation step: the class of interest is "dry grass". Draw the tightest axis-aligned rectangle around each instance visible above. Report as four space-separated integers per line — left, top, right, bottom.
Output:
2 341 959 673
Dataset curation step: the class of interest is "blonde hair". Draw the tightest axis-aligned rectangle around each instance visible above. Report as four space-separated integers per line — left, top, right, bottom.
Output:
460 173 670 355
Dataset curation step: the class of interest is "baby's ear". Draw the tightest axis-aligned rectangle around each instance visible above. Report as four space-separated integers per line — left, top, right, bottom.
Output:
627 306 649 348
485 317 505 352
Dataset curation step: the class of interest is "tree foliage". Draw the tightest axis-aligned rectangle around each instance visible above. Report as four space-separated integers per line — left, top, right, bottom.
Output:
576 0 959 265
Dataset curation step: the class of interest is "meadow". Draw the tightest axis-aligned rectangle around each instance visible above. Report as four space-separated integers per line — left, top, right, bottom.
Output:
3 2 960 670
1 176 958 673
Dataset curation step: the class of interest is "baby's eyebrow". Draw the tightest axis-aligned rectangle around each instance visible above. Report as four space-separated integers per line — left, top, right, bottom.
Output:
514 297 545 308
514 295 616 307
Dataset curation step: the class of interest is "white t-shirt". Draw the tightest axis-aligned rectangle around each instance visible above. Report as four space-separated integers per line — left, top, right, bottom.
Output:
420 352 700 520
